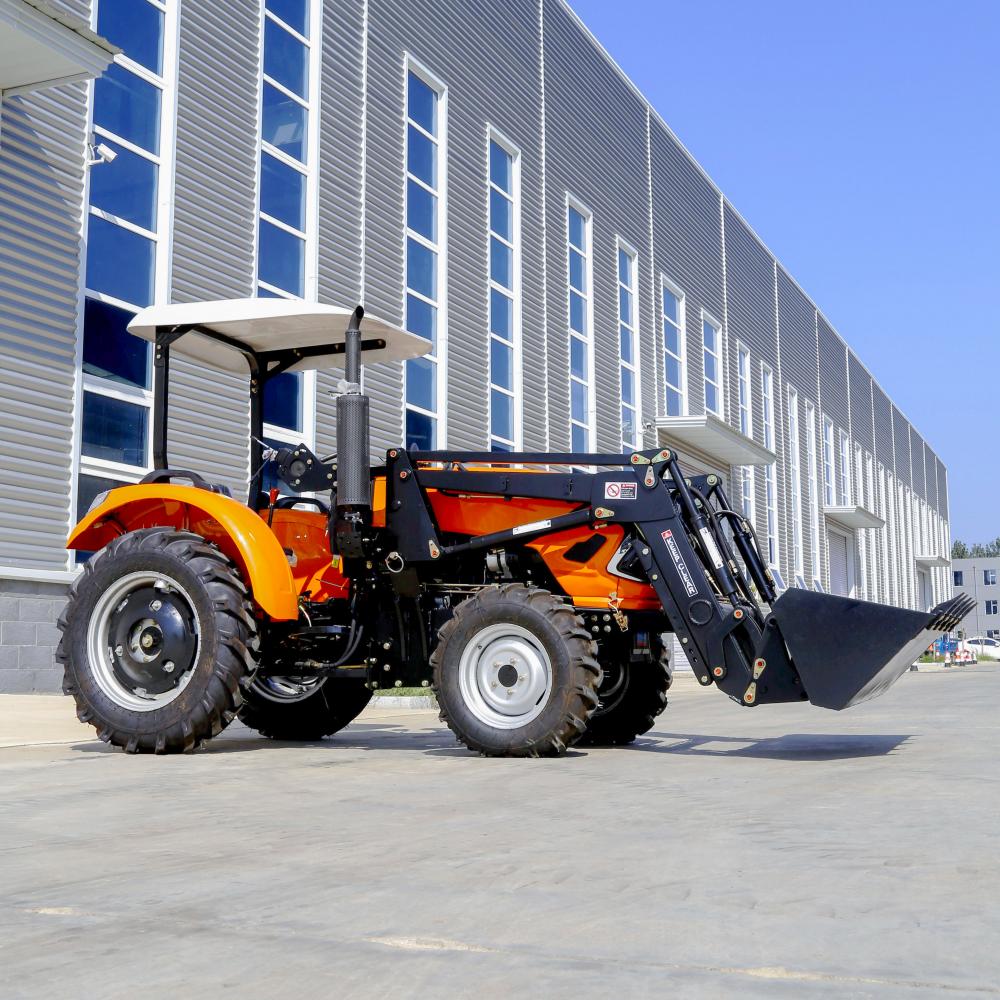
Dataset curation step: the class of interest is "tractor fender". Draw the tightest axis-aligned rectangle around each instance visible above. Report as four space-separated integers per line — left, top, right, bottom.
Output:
67 484 299 621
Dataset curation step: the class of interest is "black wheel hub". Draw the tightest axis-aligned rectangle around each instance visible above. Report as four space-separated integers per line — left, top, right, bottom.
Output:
108 586 198 696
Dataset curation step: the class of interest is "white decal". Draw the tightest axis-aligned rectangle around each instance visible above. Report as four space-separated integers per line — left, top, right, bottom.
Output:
513 519 552 536
604 481 637 500
661 529 699 597
699 527 725 570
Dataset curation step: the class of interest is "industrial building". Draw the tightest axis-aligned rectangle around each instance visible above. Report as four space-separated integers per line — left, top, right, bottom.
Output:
0 0 952 690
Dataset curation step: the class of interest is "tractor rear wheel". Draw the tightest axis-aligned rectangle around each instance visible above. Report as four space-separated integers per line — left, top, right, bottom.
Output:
57 528 257 754
580 638 672 746
432 584 601 757
238 675 371 740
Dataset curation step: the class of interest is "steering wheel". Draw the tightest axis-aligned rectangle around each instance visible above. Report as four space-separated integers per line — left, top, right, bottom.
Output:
273 495 330 515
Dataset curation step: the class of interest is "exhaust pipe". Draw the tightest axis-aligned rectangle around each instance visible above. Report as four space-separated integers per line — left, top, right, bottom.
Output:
334 305 370 559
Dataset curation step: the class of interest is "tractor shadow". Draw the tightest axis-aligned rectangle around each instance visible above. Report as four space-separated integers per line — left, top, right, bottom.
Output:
627 731 912 760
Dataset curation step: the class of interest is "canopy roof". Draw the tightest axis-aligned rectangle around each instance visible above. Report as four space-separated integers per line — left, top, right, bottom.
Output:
128 299 429 373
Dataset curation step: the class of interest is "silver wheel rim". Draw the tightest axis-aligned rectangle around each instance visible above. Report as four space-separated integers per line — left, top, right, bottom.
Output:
251 675 325 703
86 571 200 712
458 623 552 729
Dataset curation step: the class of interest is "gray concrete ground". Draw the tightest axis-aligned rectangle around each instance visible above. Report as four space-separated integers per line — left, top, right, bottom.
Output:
0 668 997 999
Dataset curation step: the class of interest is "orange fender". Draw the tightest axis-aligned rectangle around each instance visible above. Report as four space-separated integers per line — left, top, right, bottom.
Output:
68 484 299 621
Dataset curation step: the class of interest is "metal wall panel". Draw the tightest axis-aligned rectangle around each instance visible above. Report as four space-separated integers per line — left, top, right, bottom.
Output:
936 457 948 520
910 429 926 500
892 406 911 487
542 0 650 452
924 442 937 510
872 381 893 468
169 0 260 497
817 316 848 438
0 80 89 569
847 352 873 453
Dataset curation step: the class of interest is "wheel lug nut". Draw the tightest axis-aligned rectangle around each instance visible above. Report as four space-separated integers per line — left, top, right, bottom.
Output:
150 599 162 611
163 661 175 674
114 645 123 656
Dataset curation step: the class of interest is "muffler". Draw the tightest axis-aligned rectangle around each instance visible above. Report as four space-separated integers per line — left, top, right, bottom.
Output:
770 590 976 710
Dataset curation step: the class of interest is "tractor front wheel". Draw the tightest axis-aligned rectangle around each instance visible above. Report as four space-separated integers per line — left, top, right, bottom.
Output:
57 528 258 754
432 584 601 757
238 675 371 740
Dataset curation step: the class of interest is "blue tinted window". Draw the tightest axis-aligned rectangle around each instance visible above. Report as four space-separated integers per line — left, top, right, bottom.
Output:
83 298 149 389
490 237 512 290
406 294 436 347
407 125 436 188
571 380 587 423
663 288 679 324
620 326 633 365
407 73 436 134
260 153 305 231
622 405 636 442
94 63 161 154
619 286 632 326
97 0 163 74
406 178 436 241
491 338 512 389
77 473 125 523
406 357 436 412
568 208 585 250
88 139 157 230
265 0 308 35
258 219 304 295
406 408 435 450
491 440 513 453
569 291 585 335
490 188 512 242
569 249 585 292
618 249 630 286
491 390 513 441
406 238 436 300
86 215 154 306
263 82 307 161
490 288 512 340
82 391 148 466
621 367 635 406
263 371 302 431
257 285 283 299
571 423 588 452
571 337 587 379
489 142 511 193
264 18 308 98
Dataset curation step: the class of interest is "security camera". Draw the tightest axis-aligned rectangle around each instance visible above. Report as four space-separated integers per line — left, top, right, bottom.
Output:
87 141 117 166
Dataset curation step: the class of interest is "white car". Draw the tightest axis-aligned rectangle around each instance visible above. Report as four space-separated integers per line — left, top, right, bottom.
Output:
963 636 1000 655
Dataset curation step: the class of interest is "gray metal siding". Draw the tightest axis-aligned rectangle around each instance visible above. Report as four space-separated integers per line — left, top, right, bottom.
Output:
910 430 926 500
0 81 89 569
817 317 848 436
937 458 948 520
872 382 893 468
168 0 260 497
892 406 911 487
847 352 873 453
776 267 817 402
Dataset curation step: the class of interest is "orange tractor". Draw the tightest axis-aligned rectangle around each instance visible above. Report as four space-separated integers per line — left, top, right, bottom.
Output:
58 300 973 754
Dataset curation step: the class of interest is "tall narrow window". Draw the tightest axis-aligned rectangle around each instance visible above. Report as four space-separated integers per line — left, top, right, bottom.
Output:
487 135 519 451
405 66 444 449
838 431 852 506
567 200 593 452
257 0 318 451
761 364 777 566
822 417 835 506
617 244 640 450
736 345 754 522
866 452 877 599
79 0 172 506
854 443 867 599
787 388 804 582
702 315 723 417
662 279 685 416
805 401 822 585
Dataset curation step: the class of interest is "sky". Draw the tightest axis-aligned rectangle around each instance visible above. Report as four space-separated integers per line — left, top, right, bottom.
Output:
568 0 1000 543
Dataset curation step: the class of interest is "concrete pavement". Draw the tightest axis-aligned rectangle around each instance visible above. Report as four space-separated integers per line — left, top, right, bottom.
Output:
1 667 997 998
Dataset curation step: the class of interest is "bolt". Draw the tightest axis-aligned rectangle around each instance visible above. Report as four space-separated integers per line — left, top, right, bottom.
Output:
734 609 744 620
114 645 123 656
603 625 611 632
602 614 610 621
592 625 600 633
491 681 498 688
681 637 688 644
394 680 403 688
368 657 378 664
163 661 175 674
507 689 514 695
651 574 659 581
150 599 162 611
141 634 153 649
642 548 650 555
713 666 724 677
383 664 391 671
421 680 430 687
383 641 392 650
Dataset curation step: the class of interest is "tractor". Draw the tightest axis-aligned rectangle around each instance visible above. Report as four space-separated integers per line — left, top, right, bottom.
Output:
57 300 973 755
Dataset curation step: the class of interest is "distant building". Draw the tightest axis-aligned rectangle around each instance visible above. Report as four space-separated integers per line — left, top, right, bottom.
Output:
0 0 952 691
951 559 1000 639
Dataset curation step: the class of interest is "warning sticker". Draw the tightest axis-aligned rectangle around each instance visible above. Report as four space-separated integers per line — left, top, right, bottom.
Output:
604 481 637 500
661 529 699 597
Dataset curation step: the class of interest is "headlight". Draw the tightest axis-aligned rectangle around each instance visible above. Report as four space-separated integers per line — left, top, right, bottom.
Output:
87 490 111 514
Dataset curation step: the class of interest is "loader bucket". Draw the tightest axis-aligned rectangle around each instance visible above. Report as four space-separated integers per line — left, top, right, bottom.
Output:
770 590 976 710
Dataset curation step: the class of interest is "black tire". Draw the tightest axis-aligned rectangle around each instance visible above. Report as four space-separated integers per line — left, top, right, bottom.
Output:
57 528 258 754
581 638 672 746
431 584 601 757
238 677 372 740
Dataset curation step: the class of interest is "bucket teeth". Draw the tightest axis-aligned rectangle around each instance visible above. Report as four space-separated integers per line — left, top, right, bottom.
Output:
928 594 976 633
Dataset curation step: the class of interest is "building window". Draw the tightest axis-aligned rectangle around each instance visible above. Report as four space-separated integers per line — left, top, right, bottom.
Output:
805 401 821 585
822 416 835 507
854 443 867 600
567 199 593 452
404 65 445 450
954 570 963 587
986 600 997 616
617 243 640 450
80 0 173 493
702 314 723 417
787 388 804 580
988 629 1000 639
761 364 777 566
662 279 685 417
736 345 753 522
487 134 519 451
838 430 851 506
985 569 997 586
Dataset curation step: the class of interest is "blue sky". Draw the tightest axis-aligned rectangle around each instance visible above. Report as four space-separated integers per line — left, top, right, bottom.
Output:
568 0 999 543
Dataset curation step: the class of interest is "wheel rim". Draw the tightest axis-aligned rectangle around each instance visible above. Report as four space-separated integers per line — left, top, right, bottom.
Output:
86 571 200 712
457 623 552 729
251 675 326 703
594 661 628 716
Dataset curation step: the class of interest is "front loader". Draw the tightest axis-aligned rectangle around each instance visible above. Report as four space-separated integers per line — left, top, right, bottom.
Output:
58 299 973 755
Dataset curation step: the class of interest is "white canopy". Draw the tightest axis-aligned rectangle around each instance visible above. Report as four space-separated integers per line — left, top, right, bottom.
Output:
127 299 430 373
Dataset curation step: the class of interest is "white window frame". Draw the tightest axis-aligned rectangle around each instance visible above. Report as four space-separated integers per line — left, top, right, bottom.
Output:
787 387 804 580
838 430 852 507
760 363 778 568
985 569 997 586
986 600 998 617
616 238 641 451
566 194 594 453
736 344 754 522
822 416 835 507
661 275 686 417
805 401 822 587
701 311 724 418
854 442 867 599
486 126 521 451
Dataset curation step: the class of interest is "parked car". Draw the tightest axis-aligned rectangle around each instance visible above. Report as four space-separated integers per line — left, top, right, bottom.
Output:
962 636 1000 657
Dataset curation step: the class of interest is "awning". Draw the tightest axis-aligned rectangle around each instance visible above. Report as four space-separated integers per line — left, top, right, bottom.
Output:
656 413 775 467
0 0 117 95
915 553 950 569
824 505 884 530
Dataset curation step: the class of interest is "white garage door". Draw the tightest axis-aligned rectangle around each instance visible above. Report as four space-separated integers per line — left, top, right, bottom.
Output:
829 531 849 596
